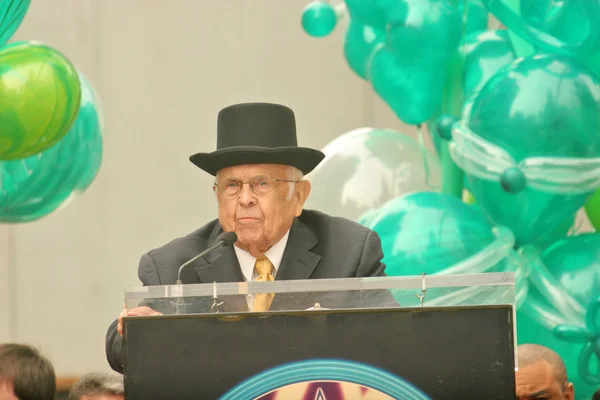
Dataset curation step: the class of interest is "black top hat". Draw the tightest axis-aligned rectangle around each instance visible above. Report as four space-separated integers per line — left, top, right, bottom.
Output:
189 102 325 176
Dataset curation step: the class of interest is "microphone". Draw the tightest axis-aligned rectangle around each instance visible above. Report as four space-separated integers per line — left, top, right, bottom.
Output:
175 231 237 285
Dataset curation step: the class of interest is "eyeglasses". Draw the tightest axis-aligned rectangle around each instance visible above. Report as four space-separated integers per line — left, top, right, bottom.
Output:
214 175 300 198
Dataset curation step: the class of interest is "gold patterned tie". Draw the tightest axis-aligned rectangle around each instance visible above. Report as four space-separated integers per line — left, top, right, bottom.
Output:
252 256 275 312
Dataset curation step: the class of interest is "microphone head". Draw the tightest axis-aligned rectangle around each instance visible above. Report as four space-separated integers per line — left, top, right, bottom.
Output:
219 231 238 246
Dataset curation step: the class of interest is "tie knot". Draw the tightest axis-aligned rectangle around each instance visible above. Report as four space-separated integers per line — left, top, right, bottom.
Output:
254 256 273 277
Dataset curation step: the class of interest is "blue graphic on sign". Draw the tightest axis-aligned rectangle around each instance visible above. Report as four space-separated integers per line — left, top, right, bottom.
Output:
219 359 431 400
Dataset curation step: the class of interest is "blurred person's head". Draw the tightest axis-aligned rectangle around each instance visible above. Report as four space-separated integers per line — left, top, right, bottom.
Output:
592 388 600 400
0 343 56 400
516 344 574 400
68 372 124 400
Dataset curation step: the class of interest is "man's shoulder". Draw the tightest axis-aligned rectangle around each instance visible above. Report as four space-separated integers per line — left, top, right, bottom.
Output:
297 209 385 277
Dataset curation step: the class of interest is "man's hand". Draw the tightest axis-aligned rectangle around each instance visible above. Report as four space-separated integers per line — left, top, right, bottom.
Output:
117 306 163 336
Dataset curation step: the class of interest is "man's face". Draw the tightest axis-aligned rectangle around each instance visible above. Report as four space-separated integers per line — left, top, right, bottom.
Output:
214 164 311 256
515 361 574 400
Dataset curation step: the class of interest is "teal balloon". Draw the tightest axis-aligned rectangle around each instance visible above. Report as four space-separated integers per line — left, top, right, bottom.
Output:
461 30 515 105
361 191 499 276
370 49 446 125
517 233 600 399
0 0 30 46
368 0 461 124
499 167 526 194
425 114 455 157
385 0 461 64
435 115 456 141
301 1 337 38
583 49 600 81
0 73 103 222
457 0 488 34
344 0 408 31
482 0 600 57
534 214 575 250
544 234 600 306
464 55 600 246
343 20 385 79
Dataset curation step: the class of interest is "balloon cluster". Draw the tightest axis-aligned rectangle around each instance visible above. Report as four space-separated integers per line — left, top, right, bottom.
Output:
302 1 600 398
0 0 103 222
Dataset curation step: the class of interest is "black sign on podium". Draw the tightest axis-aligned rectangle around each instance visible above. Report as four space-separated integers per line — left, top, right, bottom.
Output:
122 273 517 400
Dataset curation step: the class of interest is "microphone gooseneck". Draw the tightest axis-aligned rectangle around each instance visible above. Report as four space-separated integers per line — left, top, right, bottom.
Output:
175 231 238 285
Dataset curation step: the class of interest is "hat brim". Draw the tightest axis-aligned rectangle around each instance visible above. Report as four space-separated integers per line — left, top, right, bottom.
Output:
189 146 325 176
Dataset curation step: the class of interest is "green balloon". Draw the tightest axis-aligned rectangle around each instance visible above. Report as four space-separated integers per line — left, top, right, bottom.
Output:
584 189 600 231
0 73 103 223
0 0 30 46
0 42 81 160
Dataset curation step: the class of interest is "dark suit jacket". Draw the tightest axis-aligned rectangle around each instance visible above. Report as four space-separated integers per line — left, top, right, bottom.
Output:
105 209 388 373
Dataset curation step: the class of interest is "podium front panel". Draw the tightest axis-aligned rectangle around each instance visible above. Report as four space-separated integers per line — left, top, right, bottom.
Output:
123 306 515 399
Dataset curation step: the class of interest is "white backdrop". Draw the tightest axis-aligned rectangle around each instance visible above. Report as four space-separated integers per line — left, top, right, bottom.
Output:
0 0 415 375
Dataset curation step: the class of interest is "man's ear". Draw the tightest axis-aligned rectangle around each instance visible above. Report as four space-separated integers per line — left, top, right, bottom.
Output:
294 180 311 216
564 382 574 400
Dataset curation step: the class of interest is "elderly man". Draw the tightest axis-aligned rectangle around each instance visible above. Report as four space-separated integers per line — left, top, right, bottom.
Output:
68 372 124 400
516 344 574 400
0 343 56 400
105 102 387 373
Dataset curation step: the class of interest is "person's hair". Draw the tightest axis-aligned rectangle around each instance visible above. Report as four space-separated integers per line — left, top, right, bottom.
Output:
285 166 304 200
518 344 568 387
592 388 600 400
0 343 56 400
68 372 124 400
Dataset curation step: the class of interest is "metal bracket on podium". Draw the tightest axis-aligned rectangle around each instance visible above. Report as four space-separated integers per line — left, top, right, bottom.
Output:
415 273 427 307
210 281 224 313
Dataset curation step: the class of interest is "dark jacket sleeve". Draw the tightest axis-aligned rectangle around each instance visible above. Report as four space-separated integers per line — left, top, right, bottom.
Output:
355 229 398 308
105 253 161 373
356 229 387 277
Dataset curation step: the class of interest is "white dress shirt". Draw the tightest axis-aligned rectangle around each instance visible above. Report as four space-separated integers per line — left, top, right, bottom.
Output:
234 230 290 308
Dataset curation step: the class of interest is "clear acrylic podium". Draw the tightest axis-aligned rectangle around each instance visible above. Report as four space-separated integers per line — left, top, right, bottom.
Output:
122 272 517 400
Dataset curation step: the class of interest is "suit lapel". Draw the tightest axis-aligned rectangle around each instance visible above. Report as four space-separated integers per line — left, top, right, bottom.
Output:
275 218 321 281
193 238 247 312
194 238 245 284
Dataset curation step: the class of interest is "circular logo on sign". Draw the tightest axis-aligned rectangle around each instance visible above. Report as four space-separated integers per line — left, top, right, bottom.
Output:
219 359 431 400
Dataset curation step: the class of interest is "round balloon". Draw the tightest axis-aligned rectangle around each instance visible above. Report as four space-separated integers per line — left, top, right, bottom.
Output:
0 0 30 46
304 128 441 222
362 191 509 276
517 233 600 399
584 189 600 231
0 73 103 223
458 55 600 247
0 42 81 161
361 191 526 306
301 1 337 38
461 30 515 105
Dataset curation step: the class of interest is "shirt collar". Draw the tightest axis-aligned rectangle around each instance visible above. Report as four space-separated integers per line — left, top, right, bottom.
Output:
234 229 290 282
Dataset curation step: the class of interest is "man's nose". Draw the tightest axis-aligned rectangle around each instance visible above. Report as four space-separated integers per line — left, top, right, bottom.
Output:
238 183 257 207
